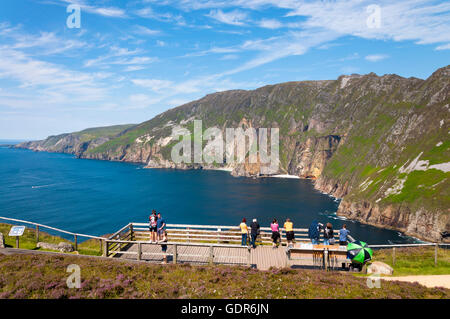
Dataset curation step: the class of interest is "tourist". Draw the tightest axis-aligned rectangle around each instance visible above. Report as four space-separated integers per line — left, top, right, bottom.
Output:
339 224 350 246
270 219 280 248
250 218 260 249
284 218 295 248
323 223 334 245
157 212 166 242
161 230 168 264
308 220 323 245
149 209 158 243
239 218 249 246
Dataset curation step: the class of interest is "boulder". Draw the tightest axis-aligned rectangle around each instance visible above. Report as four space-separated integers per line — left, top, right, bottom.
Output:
37 241 74 253
367 261 394 275
0 232 4 248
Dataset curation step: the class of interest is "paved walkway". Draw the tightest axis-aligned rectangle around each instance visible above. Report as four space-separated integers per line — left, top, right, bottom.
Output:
380 275 450 289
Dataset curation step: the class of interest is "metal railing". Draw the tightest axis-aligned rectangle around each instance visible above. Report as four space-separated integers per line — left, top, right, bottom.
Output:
1 217 448 268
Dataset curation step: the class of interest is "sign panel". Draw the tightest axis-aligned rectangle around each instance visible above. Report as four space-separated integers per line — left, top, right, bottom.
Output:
9 225 25 237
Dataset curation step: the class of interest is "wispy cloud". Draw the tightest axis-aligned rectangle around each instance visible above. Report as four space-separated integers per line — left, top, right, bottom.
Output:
206 9 248 26
365 54 389 62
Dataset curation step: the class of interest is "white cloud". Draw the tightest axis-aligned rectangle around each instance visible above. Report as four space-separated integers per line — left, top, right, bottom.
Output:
134 25 161 36
206 9 248 26
435 43 450 50
365 54 389 62
258 19 282 29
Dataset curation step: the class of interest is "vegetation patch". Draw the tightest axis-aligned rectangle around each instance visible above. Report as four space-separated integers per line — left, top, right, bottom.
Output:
0 253 448 299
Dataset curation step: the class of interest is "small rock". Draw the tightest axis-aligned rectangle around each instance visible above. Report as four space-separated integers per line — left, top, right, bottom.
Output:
367 261 394 275
0 232 5 248
57 242 74 253
37 241 74 253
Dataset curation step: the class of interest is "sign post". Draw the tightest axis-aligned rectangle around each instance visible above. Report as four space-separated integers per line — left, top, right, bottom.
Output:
8 226 26 248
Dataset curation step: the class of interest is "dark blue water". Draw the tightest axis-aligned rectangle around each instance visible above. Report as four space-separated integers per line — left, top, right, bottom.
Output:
0 145 418 244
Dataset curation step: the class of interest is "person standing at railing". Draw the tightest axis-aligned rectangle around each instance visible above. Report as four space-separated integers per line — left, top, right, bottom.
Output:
271 219 280 248
284 218 295 248
339 224 350 246
308 220 323 245
250 218 260 249
323 223 334 246
240 218 249 246
149 209 158 243
157 212 166 242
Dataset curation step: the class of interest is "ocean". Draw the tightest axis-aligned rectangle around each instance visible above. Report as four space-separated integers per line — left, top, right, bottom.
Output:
0 143 419 244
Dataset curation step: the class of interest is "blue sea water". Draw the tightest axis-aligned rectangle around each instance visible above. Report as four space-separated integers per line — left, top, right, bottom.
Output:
0 145 419 244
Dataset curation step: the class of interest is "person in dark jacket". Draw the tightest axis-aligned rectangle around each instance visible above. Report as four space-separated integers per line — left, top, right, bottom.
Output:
323 223 334 245
250 218 260 249
308 220 323 245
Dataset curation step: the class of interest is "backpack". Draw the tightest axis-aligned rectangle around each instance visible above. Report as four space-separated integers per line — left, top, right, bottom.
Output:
308 222 319 239
150 215 157 227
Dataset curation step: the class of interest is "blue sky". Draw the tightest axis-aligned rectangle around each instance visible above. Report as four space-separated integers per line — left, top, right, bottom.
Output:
0 0 449 139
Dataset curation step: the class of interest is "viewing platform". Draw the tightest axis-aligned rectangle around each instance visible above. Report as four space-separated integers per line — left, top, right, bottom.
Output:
1 217 445 271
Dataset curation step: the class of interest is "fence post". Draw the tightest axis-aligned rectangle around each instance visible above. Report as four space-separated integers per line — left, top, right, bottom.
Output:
35 225 39 243
324 248 329 271
137 242 142 261
435 243 438 266
187 227 190 243
392 247 396 266
99 239 103 255
74 235 78 251
102 240 108 257
247 247 251 267
209 245 214 265
129 224 134 241
173 244 178 264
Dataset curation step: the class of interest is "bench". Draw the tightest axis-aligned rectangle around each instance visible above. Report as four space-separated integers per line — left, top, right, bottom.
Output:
286 243 352 270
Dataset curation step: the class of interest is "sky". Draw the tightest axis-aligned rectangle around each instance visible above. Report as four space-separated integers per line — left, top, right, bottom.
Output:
0 0 449 140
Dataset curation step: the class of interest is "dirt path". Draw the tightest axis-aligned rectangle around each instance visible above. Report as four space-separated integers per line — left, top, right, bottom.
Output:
381 275 450 289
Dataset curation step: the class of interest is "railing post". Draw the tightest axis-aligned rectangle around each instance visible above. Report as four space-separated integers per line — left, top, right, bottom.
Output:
324 248 329 271
137 242 142 261
435 243 438 266
35 225 39 243
99 239 103 255
209 245 214 265
247 247 251 267
187 227 190 243
103 240 108 257
173 244 178 264
129 224 134 241
74 235 78 251
16 236 19 248
392 247 396 266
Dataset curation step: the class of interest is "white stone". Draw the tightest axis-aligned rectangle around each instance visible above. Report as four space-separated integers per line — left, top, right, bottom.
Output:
367 261 394 275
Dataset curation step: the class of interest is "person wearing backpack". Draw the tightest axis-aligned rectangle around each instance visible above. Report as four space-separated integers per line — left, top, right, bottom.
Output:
323 223 334 245
250 218 260 249
308 220 323 245
149 209 158 243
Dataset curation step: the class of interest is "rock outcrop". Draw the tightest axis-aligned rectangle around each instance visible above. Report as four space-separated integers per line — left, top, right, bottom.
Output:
37 242 74 253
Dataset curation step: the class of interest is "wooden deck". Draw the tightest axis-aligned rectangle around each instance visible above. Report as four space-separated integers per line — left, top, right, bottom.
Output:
115 242 326 270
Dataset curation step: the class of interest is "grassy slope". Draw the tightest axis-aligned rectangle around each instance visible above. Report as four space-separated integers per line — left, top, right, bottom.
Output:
0 223 102 256
0 253 448 299
370 247 450 276
73 124 136 142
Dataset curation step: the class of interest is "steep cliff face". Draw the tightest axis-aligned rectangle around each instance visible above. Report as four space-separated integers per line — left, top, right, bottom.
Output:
16 66 450 241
